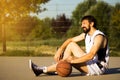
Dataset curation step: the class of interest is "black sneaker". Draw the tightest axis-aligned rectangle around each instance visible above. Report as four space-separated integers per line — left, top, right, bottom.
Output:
29 59 43 76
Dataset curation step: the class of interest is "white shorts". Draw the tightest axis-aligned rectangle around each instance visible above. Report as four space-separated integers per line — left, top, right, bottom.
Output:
86 60 105 76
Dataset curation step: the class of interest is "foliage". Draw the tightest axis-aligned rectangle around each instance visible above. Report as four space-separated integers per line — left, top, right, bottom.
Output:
0 39 65 56
0 0 120 56
69 0 97 37
66 26 81 38
109 3 120 48
28 17 53 40
0 0 50 22
0 0 50 52
0 39 119 57
13 16 38 40
72 0 97 26
0 0 50 40
85 1 113 35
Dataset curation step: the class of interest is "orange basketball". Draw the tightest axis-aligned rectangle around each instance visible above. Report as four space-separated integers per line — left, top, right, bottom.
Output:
56 60 72 77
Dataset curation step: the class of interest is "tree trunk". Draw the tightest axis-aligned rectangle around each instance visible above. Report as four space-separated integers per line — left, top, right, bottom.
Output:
2 24 6 52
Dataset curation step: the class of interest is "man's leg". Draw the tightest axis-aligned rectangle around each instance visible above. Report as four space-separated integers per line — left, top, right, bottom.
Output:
46 63 57 72
47 42 88 73
29 59 57 76
63 42 85 59
47 42 85 71
47 42 85 72
30 42 88 76
62 42 88 73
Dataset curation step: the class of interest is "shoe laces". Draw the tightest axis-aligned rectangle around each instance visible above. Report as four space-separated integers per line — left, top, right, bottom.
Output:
36 66 45 70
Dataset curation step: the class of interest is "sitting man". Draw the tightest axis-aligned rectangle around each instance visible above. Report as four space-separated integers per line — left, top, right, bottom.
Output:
29 15 109 76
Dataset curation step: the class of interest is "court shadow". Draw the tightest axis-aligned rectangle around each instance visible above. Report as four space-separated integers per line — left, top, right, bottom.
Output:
104 67 120 75
69 67 120 77
37 68 120 77
38 72 58 77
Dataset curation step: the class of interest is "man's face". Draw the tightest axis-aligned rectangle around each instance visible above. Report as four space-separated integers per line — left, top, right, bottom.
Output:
81 20 91 33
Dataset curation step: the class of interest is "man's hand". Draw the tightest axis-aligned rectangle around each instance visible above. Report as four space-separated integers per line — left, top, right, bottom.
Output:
54 53 61 62
54 48 63 62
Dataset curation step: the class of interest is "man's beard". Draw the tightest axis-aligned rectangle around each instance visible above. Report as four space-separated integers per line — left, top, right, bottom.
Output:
83 26 90 33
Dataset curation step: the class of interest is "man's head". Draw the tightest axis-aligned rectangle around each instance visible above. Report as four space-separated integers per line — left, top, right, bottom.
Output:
80 15 97 33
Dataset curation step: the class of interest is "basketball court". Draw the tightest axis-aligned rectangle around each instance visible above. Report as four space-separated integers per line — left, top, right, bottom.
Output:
0 57 120 80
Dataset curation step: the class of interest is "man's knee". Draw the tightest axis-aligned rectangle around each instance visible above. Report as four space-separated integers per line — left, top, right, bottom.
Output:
67 42 77 47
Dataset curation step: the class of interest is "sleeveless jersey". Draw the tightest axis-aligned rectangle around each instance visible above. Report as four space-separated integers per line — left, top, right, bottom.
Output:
85 30 109 68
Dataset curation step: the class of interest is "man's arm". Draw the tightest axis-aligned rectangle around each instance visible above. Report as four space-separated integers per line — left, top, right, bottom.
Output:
54 33 85 62
70 35 104 64
59 33 85 50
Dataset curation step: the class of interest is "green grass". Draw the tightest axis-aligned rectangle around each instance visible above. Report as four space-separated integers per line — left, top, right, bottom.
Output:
0 39 63 56
0 50 54 56
109 47 120 57
0 39 120 57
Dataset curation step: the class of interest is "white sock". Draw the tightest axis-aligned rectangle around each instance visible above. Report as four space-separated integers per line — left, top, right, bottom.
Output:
43 66 47 73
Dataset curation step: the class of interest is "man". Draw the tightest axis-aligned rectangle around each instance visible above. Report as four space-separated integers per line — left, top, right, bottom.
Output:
29 15 109 76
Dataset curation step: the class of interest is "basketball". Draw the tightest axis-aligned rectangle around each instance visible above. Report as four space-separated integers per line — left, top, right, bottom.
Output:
56 60 72 77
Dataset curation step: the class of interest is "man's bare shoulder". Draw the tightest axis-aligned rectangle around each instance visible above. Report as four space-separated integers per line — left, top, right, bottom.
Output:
94 34 106 41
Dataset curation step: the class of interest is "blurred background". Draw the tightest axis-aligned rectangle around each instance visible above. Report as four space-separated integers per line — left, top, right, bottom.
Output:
0 0 120 56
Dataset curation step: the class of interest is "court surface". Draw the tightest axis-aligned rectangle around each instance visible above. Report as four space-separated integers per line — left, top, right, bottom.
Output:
0 57 120 80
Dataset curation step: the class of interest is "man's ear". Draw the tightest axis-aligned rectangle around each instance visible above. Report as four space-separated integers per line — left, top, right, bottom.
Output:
90 22 94 27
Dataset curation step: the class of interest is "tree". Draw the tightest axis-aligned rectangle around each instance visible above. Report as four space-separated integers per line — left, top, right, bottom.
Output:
85 1 112 35
29 17 52 40
0 0 50 52
14 16 38 40
72 0 97 26
0 0 50 24
66 25 82 38
110 3 120 48
51 14 72 38
69 0 97 37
